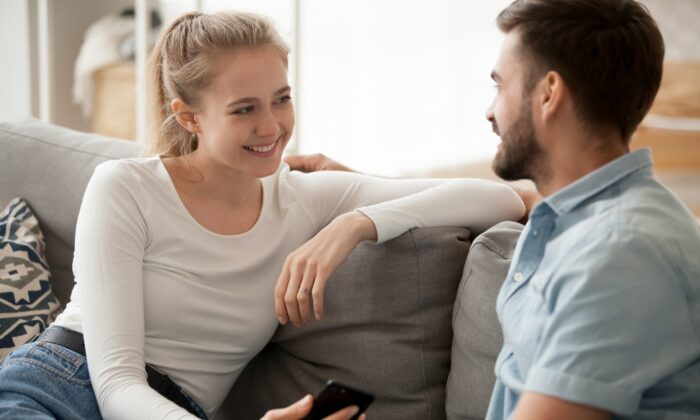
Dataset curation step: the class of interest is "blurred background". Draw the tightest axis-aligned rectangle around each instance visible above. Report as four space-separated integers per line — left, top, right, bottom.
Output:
1 0 698 215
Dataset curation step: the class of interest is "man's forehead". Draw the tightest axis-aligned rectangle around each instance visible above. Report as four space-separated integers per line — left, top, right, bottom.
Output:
494 31 525 78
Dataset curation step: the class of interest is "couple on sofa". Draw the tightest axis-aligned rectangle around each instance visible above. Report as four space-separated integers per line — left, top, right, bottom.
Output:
1 1 699 419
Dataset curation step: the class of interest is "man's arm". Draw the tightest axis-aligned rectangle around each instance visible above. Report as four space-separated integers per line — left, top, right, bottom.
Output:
515 392 610 420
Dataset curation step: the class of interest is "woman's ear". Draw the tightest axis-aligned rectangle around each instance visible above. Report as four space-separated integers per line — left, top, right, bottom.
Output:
171 98 199 134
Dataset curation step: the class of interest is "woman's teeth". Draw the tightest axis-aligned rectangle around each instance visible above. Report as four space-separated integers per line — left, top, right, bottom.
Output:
244 141 276 153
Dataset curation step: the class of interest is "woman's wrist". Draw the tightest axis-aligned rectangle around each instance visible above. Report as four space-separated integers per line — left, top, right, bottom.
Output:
342 211 378 243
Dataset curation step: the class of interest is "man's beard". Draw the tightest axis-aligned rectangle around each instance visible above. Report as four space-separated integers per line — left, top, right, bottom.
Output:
492 101 544 181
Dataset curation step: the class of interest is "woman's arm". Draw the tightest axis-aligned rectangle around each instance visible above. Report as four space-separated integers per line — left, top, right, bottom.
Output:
275 161 525 326
76 162 197 420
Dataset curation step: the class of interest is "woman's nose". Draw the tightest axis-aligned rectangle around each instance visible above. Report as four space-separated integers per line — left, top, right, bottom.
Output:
255 108 280 138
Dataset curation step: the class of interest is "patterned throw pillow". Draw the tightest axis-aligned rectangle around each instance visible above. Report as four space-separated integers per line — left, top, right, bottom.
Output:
0 198 61 360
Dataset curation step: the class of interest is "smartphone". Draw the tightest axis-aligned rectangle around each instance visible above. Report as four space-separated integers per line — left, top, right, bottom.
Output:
303 380 374 420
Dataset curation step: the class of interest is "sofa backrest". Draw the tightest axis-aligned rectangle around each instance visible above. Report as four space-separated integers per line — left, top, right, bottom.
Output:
0 117 140 304
224 227 472 419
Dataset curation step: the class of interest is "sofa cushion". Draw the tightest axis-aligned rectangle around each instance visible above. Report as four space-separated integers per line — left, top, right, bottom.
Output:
223 227 471 420
0 117 140 304
0 198 62 359
446 221 523 419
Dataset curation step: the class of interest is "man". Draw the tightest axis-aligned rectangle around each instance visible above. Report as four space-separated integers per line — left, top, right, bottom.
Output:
481 0 699 418
268 0 700 418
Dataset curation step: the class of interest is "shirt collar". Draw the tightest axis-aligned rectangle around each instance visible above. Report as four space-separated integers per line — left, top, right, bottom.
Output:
541 148 653 216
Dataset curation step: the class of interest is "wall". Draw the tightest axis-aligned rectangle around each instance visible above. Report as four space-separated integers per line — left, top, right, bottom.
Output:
642 0 700 62
0 0 38 121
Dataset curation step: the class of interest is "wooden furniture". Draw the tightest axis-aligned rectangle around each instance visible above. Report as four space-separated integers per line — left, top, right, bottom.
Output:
92 61 137 141
631 61 700 217
631 61 700 170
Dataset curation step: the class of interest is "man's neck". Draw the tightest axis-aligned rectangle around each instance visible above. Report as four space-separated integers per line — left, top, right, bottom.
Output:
534 132 630 197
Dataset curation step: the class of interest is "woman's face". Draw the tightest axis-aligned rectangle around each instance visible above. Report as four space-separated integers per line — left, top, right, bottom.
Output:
194 47 294 178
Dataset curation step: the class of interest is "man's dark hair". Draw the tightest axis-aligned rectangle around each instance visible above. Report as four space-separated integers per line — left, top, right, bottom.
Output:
497 0 665 140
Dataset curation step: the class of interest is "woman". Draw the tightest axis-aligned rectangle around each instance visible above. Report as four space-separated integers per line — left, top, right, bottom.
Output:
0 11 525 420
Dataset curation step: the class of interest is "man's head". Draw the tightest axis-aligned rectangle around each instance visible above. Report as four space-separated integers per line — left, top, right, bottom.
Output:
487 0 664 182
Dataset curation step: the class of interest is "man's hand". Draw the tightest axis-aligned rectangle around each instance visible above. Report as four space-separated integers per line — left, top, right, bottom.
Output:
511 186 542 224
261 394 366 420
284 154 354 173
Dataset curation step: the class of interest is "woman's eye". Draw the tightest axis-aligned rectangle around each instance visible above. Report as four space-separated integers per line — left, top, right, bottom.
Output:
276 95 292 104
233 106 254 115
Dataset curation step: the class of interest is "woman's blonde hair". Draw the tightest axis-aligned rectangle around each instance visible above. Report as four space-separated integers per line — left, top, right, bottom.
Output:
145 11 289 157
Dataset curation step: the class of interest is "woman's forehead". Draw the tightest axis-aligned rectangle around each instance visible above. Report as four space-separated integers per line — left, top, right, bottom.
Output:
209 48 288 92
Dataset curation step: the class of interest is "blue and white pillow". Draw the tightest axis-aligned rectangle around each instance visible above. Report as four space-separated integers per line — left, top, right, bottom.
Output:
1 198 61 360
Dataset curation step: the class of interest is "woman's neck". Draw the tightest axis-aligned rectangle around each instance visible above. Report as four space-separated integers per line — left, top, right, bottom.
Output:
171 150 262 208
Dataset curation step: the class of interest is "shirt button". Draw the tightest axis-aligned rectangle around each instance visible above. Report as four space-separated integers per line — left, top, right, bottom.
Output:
533 230 539 237
514 272 524 282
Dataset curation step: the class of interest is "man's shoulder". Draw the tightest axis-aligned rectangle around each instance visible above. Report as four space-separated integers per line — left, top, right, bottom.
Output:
567 173 699 248
546 191 700 303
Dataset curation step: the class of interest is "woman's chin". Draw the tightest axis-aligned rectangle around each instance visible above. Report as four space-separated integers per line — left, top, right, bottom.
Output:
250 158 283 179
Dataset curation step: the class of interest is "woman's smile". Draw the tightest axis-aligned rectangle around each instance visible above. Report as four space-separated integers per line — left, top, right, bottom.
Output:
242 136 283 158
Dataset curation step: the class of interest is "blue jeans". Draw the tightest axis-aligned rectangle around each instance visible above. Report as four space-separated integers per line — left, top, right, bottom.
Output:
0 328 207 419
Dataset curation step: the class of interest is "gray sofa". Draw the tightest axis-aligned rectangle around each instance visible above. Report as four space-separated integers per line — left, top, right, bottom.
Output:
0 117 523 420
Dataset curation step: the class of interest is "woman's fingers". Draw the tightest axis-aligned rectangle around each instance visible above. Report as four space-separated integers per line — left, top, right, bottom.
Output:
322 405 361 420
261 394 313 420
280 256 328 325
274 261 292 325
297 263 316 324
284 263 304 326
312 269 328 321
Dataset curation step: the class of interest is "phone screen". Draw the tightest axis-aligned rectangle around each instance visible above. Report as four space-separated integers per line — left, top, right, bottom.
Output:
303 380 374 420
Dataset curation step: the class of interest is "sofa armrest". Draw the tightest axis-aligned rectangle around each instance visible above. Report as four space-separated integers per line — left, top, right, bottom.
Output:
446 221 523 419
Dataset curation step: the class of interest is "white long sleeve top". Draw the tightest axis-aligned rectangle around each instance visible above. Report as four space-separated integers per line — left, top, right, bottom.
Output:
53 157 524 419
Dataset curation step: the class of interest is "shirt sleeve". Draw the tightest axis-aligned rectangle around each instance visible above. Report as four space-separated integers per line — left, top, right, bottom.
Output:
74 162 197 420
285 168 525 243
524 231 698 415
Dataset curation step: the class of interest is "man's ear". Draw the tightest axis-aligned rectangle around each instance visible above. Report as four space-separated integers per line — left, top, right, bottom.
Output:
538 71 564 122
171 98 199 134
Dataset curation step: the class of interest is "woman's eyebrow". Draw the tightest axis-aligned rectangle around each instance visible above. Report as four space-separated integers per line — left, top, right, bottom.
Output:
226 86 291 108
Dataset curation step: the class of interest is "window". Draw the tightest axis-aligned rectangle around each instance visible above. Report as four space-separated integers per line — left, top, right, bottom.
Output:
162 0 513 176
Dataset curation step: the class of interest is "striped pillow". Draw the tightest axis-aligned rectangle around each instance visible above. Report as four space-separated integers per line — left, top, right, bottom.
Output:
0 198 61 360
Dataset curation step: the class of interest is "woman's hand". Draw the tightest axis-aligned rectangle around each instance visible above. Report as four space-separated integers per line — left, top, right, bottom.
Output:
261 394 366 420
284 154 354 173
275 211 377 326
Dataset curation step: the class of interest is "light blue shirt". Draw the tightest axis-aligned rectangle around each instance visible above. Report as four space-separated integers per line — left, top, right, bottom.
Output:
486 149 700 419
